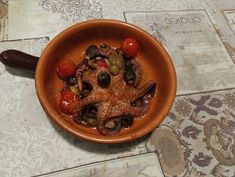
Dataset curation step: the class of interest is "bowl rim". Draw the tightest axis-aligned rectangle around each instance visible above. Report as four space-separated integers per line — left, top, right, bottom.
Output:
35 19 177 144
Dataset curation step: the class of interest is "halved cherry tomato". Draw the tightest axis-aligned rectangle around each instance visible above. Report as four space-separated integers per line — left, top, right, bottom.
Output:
56 59 76 79
60 90 80 115
120 37 139 58
96 60 108 68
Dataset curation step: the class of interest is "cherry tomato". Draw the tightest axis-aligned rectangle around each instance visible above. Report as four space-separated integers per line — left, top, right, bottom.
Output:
56 59 76 79
120 37 140 58
60 90 80 115
96 60 108 68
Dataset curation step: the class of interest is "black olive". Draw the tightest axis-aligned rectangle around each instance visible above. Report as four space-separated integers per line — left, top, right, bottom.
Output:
125 60 133 70
124 69 136 85
85 45 104 59
86 45 98 56
66 76 77 86
97 71 111 88
81 81 92 98
121 115 133 128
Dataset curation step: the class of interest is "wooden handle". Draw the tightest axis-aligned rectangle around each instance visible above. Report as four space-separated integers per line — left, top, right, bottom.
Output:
0 50 39 73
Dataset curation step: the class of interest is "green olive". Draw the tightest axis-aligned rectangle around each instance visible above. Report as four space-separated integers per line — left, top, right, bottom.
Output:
109 56 116 65
124 69 136 85
109 65 120 76
97 71 111 88
115 59 124 69
70 86 80 95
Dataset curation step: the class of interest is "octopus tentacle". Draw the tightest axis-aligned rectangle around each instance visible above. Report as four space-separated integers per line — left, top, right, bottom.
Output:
97 102 114 135
131 80 156 102
124 106 148 117
74 92 108 125
77 91 108 111
82 71 97 88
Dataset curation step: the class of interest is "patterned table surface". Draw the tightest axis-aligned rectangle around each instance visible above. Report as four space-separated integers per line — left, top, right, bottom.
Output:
1 0 235 176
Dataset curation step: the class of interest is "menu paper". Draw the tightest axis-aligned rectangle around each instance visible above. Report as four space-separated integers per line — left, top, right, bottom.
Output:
125 10 235 95
39 153 164 177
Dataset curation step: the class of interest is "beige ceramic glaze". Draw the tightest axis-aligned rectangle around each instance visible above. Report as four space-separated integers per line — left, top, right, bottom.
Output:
35 19 176 144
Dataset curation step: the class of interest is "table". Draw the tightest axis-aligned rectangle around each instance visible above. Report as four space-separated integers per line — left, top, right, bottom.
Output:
0 0 235 176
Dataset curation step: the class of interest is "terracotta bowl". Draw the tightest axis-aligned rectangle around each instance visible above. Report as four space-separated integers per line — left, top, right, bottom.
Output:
35 19 176 144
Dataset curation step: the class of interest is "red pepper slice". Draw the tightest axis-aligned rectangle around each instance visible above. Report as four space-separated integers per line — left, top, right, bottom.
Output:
96 60 108 68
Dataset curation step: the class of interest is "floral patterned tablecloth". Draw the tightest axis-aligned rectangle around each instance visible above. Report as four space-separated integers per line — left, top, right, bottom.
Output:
1 0 235 177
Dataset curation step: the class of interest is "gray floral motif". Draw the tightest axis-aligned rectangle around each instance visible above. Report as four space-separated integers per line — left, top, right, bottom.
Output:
222 111 235 132
182 125 202 139
168 112 176 120
208 98 222 108
0 0 7 6
39 0 103 23
0 0 8 41
188 167 206 177
190 95 218 115
204 119 235 166
211 164 228 177
147 127 189 177
223 93 235 109
228 120 235 130
0 124 61 177
175 99 192 117
192 152 213 167
210 164 234 177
